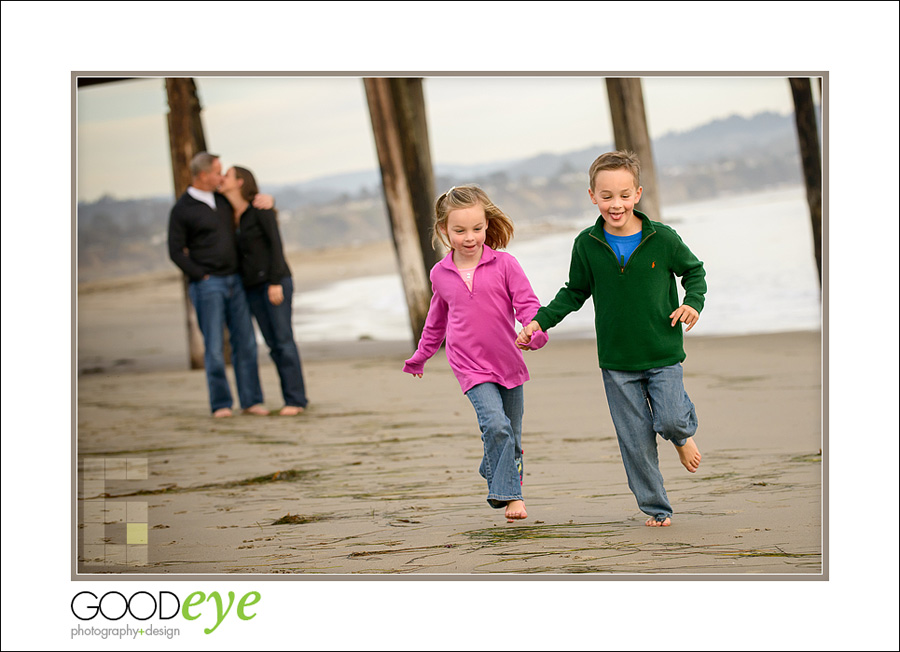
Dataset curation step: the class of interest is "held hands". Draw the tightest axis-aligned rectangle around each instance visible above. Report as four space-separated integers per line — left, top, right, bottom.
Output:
670 304 700 331
516 320 542 350
252 193 275 210
268 283 284 306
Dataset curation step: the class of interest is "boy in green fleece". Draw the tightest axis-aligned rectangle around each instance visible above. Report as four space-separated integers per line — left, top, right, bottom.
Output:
517 150 706 527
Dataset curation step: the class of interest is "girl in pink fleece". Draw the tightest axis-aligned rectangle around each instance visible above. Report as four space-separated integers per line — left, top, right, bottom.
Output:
403 185 547 521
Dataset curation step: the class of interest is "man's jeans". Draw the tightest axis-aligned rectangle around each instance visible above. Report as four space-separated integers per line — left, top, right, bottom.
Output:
246 277 308 408
465 383 525 508
189 274 263 412
601 363 697 521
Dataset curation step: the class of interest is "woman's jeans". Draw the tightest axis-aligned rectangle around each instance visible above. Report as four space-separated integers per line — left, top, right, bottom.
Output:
601 363 698 521
188 274 264 413
465 383 525 508
245 277 308 408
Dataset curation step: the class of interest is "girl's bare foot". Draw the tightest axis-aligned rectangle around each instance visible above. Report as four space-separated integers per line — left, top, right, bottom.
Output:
212 407 233 418
645 517 671 527
279 405 305 416
675 437 701 472
505 500 527 522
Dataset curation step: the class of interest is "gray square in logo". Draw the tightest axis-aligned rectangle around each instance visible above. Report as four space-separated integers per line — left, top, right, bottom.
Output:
105 522 127 543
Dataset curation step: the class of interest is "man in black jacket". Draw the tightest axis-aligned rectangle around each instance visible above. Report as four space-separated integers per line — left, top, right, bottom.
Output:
168 152 268 417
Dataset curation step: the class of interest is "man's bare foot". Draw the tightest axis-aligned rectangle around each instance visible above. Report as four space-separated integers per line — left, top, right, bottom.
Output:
505 500 527 522
212 407 233 418
242 404 270 416
645 517 671 527
675 437 702 472
279 405 305 416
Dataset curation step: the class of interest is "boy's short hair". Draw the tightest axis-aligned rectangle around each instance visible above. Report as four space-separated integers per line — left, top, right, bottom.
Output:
589 150 641 191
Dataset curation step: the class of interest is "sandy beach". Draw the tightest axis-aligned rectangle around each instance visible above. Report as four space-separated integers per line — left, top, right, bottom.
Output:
76 241 823 576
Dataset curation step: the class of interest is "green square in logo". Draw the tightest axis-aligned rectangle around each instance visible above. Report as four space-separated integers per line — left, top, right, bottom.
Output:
127 522 148 545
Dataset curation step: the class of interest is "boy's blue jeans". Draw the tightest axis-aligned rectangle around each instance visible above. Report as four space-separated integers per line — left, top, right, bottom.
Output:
601 363 698 521
465 383 525 508
188 274 264 413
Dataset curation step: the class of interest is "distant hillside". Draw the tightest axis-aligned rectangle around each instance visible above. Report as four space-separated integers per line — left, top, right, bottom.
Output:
656 111 798 163
78 110 809 281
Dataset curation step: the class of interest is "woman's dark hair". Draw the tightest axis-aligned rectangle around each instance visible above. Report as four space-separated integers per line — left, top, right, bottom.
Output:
233 166 259 203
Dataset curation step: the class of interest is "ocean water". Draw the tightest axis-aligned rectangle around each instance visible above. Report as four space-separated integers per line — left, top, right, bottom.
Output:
291 185 822 343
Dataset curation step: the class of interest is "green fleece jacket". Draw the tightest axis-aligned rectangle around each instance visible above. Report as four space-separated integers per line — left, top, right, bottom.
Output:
534 210 706 371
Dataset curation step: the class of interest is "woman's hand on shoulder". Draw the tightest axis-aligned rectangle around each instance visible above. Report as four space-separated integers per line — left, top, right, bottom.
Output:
252 193 275 210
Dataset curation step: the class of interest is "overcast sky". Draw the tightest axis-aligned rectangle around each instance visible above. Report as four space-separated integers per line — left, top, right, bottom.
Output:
77 74 800 201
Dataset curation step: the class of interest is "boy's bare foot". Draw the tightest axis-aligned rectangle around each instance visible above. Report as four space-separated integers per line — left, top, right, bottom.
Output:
675 437 702 472
505 500 527 522
242 404 270 416
212 407 233 418
279 405 305 416
645 517 671 527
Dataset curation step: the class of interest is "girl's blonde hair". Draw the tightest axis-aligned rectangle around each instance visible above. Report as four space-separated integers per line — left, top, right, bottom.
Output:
432 185 514 251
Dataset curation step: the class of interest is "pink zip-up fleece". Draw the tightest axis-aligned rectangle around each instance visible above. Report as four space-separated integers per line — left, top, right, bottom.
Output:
403 245 548 393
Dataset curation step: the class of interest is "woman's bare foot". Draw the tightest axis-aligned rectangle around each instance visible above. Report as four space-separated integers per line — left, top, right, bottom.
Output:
279 406 305 416
505 500 527 522
675 437 702 472
212 407 233 418
645 517 671 527
242 404 270 416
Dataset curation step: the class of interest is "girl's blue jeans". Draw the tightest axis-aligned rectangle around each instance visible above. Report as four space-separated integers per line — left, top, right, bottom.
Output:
601 363 698 521
465 382 525 508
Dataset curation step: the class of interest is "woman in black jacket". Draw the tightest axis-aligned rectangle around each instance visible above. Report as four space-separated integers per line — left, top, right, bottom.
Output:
220 165 308 415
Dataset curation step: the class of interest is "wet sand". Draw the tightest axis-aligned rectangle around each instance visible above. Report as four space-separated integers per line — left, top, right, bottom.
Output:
76 242 823 576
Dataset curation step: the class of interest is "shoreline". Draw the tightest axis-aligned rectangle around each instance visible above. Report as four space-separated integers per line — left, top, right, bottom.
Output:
77 238 821 373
